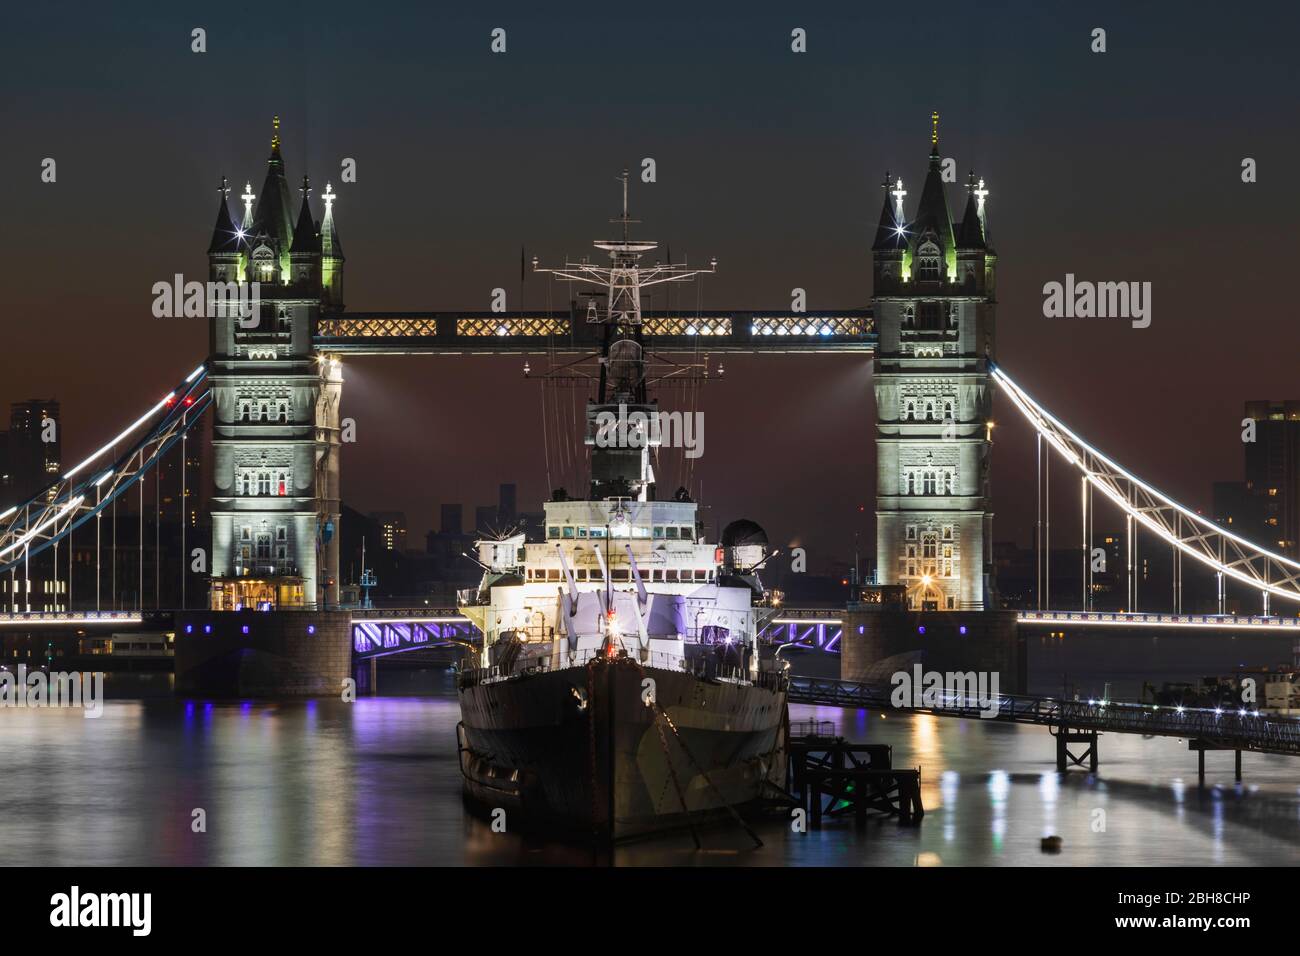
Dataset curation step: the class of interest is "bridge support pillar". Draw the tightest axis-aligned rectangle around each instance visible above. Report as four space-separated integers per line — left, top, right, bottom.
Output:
1189 739 1243 786
369 657 378 696
1055 727 1098 773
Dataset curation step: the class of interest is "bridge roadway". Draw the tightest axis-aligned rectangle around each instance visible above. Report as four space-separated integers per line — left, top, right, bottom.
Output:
7 606 1298 639
787 675 1300 758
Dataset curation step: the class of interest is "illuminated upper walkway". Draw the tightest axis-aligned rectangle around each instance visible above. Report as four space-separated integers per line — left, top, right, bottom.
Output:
314 310 875 355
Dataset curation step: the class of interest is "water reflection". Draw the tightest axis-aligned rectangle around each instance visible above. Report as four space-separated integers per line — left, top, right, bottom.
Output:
0 671 1297 865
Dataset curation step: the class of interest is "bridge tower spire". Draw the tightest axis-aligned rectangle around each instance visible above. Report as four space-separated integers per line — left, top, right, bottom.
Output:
871 121 997 610
207 120 342 611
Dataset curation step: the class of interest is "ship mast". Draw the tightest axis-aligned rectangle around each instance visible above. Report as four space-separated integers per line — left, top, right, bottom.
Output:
533 168 717 405
533 170 717 503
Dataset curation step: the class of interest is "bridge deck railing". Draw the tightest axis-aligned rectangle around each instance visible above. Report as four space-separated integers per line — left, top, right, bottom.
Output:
787 677 1300 756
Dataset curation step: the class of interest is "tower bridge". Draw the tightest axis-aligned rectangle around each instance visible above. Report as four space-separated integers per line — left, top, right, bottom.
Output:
3 116 1300 702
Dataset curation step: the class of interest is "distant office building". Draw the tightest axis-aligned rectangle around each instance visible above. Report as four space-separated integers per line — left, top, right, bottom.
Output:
369 511 408 552
440 503 463 536
6 399 61 503
1242 400 1300 558
1212 480 1266 544
474 505 498 534
157 430 205 529
0 430 11 505
499 483 517 524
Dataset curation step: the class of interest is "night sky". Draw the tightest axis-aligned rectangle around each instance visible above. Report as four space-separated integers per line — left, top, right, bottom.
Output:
4 1 1298 574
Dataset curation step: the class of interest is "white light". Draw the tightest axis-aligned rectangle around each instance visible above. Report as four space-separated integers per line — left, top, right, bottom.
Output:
94 471 113 487
185 364 205 383
0 507 15 522
1017 612 1293 631
1176 706 1184 714
64 393 175 480
0 495 85 559
350 616 468 625
992 364 1300 603
1214 708 1222 716
0 612 143 627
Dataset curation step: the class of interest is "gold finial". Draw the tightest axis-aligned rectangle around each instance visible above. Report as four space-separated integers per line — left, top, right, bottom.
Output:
271 115 281 150
931 111 939 146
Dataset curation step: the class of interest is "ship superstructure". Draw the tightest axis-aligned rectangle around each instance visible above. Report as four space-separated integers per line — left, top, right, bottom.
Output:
455 173 787 841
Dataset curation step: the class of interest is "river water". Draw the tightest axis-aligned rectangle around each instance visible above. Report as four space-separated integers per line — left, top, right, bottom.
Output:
0 633 1297 866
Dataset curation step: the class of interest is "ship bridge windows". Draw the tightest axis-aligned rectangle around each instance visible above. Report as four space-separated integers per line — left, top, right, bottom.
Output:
590 527 607 539
562 527 575 539
548 526 559 539
665 527 679 540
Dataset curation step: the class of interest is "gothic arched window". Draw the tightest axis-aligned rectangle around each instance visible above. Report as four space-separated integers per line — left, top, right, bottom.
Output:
916 241 942 281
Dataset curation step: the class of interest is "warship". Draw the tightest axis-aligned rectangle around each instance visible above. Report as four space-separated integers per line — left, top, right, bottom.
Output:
456 173 789 842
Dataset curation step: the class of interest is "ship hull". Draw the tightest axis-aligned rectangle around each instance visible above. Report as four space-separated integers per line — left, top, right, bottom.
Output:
457 657 788 842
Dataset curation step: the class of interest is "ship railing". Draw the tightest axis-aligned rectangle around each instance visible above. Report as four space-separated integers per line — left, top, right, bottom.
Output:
458 647 789 691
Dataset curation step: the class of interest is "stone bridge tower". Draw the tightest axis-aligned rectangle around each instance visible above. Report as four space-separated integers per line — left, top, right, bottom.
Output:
206 118 344 611
871 118 997 610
